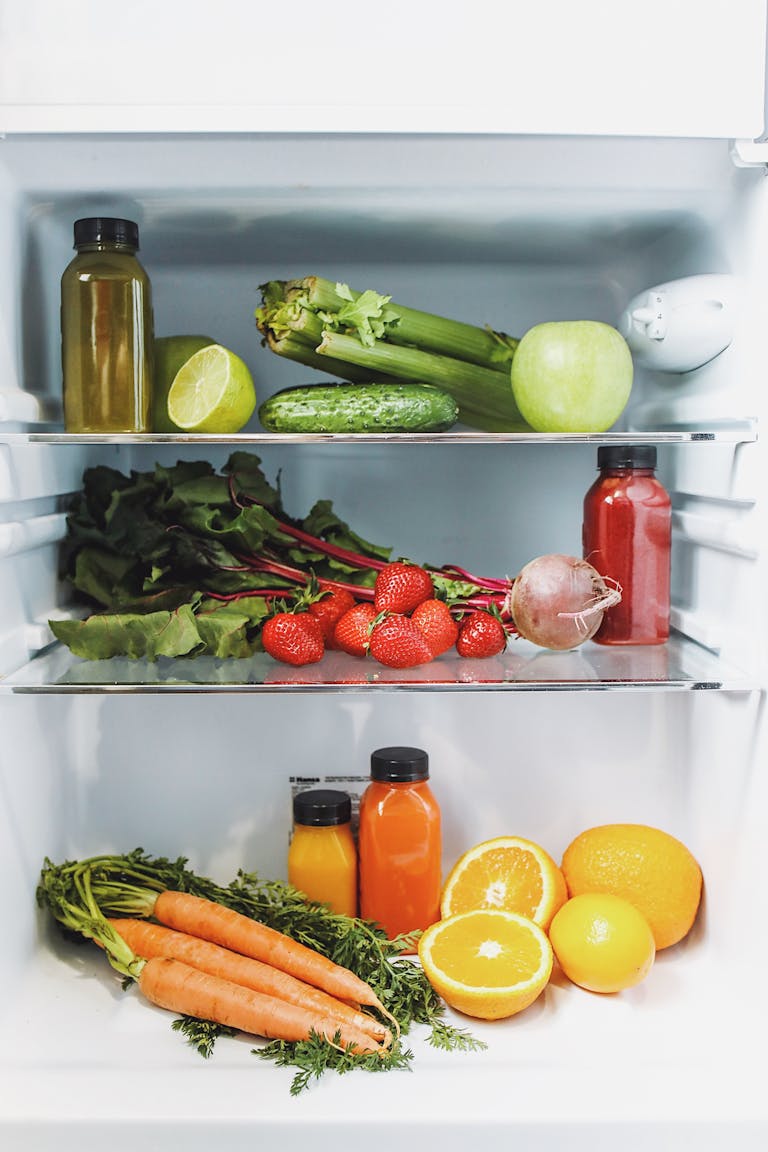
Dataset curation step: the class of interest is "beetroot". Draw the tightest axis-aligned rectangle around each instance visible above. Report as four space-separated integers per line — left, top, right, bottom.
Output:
508 554 621 651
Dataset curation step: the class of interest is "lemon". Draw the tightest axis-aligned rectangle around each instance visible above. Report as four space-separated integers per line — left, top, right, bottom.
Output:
418 909 553 1020
167 343 257 433
441 836 568 931
153 335 215 432
549 893 656 994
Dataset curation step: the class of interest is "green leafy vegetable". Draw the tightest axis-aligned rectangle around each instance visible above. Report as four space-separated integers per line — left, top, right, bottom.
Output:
51 453 390 661
51 452 514 662
52 602 205 660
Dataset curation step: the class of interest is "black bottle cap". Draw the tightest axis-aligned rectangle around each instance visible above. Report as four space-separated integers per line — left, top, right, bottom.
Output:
597 444 657 470
370 746 429 782
293 788 351 827
74 217 139 250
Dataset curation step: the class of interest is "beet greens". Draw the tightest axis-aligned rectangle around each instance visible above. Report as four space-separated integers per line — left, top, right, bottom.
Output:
51 451 512 661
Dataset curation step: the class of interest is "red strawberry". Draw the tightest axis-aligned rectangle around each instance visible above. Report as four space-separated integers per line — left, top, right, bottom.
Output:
262 610 325 667
456 610 508 658
333 601 377 657
308 585 357 646
369 612 434 669
373 561 434 614
412 598 459 657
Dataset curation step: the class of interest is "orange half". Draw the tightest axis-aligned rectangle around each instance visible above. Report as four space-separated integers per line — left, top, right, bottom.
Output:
440 835 568 930
418 909 553 1020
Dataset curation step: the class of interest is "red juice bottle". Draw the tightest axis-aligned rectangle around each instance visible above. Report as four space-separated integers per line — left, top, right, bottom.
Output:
582 445 671 645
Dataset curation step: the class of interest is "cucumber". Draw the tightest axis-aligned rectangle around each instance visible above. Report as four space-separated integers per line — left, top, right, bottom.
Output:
258 382 459 433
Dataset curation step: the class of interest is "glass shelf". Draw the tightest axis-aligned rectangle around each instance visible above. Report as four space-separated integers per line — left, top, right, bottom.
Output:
2 634 754 694
0 420 759 446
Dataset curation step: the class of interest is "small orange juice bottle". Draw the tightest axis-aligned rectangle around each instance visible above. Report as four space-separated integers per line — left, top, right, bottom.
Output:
288 789 358 917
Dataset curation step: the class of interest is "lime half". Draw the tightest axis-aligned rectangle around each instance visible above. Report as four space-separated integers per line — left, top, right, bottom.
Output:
153 335 215 432
167 344 257 433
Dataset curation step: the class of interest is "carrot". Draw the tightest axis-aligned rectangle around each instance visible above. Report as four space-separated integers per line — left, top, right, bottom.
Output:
109 917 391 1045
138 956 384 1053
152 890 399 1033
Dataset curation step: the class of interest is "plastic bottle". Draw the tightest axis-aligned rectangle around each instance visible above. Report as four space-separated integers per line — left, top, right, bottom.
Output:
358 746 442 948
61 216 153 432
582 444 671 645
287 789 358 917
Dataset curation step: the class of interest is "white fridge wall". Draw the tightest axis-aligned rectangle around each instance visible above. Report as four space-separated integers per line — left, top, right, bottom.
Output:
0 0 765 138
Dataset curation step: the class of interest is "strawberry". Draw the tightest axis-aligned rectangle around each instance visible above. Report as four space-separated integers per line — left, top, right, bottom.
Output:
373 561 434 614
308 585 357 646
333 601 378 657
369 612 434 669
262 610 325 667
456 610 508 658
412 598 459 657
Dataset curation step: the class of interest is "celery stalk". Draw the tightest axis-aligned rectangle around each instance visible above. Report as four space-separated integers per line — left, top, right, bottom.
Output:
266 332 404 386
316 330 529 431
292 275 519 370
257 299 326 346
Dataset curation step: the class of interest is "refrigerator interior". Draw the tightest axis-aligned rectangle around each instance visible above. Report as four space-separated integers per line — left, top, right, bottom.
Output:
1 132 767 1148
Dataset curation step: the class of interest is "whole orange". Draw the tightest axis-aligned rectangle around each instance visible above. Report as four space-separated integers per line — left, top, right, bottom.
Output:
561 823 702 950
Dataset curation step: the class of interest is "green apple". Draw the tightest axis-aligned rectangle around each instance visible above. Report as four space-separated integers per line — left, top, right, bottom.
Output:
510 321 633 433
153 334 216 432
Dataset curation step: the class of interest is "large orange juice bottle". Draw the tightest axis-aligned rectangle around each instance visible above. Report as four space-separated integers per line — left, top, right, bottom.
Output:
288 789 358 917
358 746 442 949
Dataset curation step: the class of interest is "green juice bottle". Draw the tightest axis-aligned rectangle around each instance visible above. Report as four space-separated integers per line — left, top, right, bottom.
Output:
61 217 153 432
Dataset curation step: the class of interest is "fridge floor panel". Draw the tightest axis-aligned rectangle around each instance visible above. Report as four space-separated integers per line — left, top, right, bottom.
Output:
1 931 764 1150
